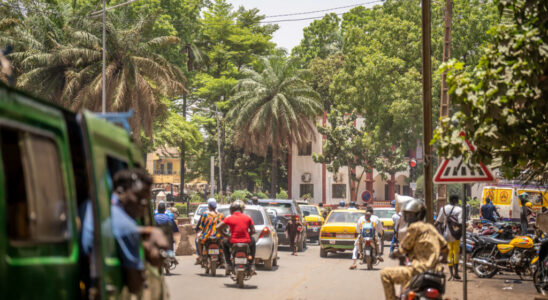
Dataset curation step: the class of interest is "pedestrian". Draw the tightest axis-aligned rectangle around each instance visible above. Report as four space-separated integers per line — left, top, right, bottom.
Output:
435 194 463 281
519 193 533 234
285 214 303 255
480 196 500 222
390 209 401 254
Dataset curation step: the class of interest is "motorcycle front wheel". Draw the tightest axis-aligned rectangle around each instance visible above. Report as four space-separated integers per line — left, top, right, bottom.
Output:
472 248 498 278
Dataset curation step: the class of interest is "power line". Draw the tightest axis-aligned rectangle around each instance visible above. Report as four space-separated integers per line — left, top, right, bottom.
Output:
263 1 383 19
260 12 347 24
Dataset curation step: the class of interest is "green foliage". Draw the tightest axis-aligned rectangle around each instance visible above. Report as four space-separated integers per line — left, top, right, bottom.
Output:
230 189 251 202
434 0 548 185
174 202 187 216
255 191 268 199
154 110 202 154
190 192 204 203
276 188 288 199
292 13 342 66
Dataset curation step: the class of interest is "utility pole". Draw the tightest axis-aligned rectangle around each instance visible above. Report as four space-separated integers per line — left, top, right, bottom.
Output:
216 105 223 203
437 0 453 211
182 95 187 214
101 0 106 113
210 156 215 197
421 0 434 223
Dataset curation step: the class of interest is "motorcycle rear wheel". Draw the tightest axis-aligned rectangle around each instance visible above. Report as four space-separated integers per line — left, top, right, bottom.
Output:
472 248 498 278
209 258 217 276
236 271 245 288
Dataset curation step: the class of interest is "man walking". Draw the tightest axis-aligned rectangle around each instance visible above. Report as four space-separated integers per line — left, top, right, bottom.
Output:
285 214 303 255
390 210 401 254
435 194 463 280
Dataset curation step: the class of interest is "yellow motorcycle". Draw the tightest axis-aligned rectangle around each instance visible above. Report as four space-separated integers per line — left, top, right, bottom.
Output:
472 234 537 279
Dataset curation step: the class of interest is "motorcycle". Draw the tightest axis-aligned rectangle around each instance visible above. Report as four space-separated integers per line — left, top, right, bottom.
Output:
471 229 537 279
360 222 380 270
400 270 446 300
533 238 548 294
228 243 255 288
201 237 224 276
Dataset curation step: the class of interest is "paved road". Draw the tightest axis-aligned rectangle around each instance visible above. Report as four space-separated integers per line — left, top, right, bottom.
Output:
166 243 397 300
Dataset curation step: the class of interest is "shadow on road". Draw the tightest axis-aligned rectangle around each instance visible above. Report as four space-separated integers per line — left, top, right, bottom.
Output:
223 283 258 289
324 252 353 259
164 273 182 276
196 273 227 277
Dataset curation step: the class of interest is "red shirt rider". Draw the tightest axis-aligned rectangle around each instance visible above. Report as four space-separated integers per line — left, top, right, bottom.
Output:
222 211 254 244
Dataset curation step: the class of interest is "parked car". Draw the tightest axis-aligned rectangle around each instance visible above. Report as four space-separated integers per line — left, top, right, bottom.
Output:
257 199 308 252
218 205 279 269
191 203 208 225
374 207 396 241
319 209 364 257
298 204 324 243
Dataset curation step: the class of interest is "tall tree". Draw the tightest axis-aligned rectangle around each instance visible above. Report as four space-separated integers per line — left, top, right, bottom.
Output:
292 13 342 67
228 56 322 197
434 0 548 185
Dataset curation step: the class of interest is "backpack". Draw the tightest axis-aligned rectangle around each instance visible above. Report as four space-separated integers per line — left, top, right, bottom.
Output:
444 206 462 240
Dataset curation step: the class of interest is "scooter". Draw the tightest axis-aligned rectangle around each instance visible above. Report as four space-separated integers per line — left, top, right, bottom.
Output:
228 243 255 288
201 237 223 276
162 250 178 275
400 270 446 300
360 222 380 270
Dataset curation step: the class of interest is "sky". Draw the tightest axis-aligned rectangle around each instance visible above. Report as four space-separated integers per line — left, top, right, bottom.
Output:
226 0 382 51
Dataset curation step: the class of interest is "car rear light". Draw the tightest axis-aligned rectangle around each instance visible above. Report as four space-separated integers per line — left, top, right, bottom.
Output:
259 227 271 239
235 252 246 258
321 232 335 237
407 291 416 300
209 243 218 249
284 214 293 218
424 288 439 299
365 240 371 246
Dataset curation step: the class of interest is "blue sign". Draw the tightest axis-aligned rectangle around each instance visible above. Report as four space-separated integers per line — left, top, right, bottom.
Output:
362 191 372 203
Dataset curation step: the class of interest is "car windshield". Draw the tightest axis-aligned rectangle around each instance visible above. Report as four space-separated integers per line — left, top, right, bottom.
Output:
195 206 208 216
326 212 363 224
299 205 319 216
375 209 395 219
259 202 293 216
218 208 265 226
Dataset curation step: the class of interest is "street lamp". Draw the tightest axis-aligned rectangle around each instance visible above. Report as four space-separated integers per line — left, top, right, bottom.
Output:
91 0 141 113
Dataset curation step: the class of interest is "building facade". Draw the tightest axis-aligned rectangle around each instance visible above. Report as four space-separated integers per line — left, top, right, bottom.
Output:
288 115 420 205
145 147 181 195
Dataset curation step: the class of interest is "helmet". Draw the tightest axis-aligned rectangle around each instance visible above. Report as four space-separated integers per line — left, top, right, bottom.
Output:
207 197 217 209
339 200 346 207
525 202 532 208
230 200 245 214
402 199 426 224
519 193 529 200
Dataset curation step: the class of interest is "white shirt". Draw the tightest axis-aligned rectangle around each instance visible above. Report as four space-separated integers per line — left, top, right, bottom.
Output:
437 204 463 242
392 213 401 229
356 215 383 235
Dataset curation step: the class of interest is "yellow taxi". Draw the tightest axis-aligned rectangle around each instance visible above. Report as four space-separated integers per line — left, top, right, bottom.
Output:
298 204 325 242
319 209 365 257
374 207 396 241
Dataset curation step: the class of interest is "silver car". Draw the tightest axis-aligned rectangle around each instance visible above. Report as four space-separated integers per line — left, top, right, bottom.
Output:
218 204 279 270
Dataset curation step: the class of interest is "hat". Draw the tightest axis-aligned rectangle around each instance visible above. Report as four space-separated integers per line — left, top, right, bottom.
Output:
207 198 217 209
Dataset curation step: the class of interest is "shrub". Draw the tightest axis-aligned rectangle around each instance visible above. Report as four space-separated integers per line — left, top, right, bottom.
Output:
276 189 288 199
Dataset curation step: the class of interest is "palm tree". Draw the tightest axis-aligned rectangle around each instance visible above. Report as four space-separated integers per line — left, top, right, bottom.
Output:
228 56 322 197
2 7 185 136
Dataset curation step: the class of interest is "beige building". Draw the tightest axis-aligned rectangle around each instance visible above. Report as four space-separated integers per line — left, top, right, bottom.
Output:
146 147 181 195
288 114 420 205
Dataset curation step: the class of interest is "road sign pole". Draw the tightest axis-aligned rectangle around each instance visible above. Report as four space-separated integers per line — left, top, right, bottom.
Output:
462 184 468 300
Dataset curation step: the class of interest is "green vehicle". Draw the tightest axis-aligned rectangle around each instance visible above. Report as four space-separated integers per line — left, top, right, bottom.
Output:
0 83 168 299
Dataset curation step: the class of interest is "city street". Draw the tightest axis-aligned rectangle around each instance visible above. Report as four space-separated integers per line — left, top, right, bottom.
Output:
166 244 396 300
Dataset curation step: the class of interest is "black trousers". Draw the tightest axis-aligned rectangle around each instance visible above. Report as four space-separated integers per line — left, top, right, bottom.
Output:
223 237 256 266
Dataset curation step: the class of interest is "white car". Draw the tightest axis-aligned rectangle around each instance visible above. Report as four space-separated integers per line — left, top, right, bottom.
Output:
191 204 208 225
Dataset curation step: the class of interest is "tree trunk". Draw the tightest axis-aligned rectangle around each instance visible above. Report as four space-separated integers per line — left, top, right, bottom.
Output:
353 169 367 203
347 164 353 203
270 148 278 198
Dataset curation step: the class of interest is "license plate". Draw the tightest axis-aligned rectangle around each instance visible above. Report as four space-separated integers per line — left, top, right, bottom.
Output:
365 249 371 255
235 257 247 264
209 249 219 255
338 234 354 239
329 240 336 244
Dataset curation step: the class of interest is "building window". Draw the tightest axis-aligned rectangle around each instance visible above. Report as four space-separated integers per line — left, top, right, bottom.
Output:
300 184 314 198
153 160 164 174
403 185 411 196
167 162 173 175
298 142 312 156
1 127 69 244
395 184 401 195
385 184 389 201
332 184 346 199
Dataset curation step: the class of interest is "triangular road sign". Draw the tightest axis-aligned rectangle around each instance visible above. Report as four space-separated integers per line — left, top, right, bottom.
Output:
434 157 495 183
434 131 495 184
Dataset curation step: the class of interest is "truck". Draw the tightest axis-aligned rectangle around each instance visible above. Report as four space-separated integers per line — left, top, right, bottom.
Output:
481 183 548 221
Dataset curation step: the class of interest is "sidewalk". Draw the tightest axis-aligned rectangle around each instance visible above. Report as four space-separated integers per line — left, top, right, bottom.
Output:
444 268 539 300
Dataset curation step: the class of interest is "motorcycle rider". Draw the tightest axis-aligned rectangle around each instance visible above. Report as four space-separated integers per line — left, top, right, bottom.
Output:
519 193 533 234
338 200 346 209
367 206 384 254
480 196 500 223
195 198 225 265
350 211 382 269
435 194 463 280
154 202 179 274
380 199 448 300
217 200 257 273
